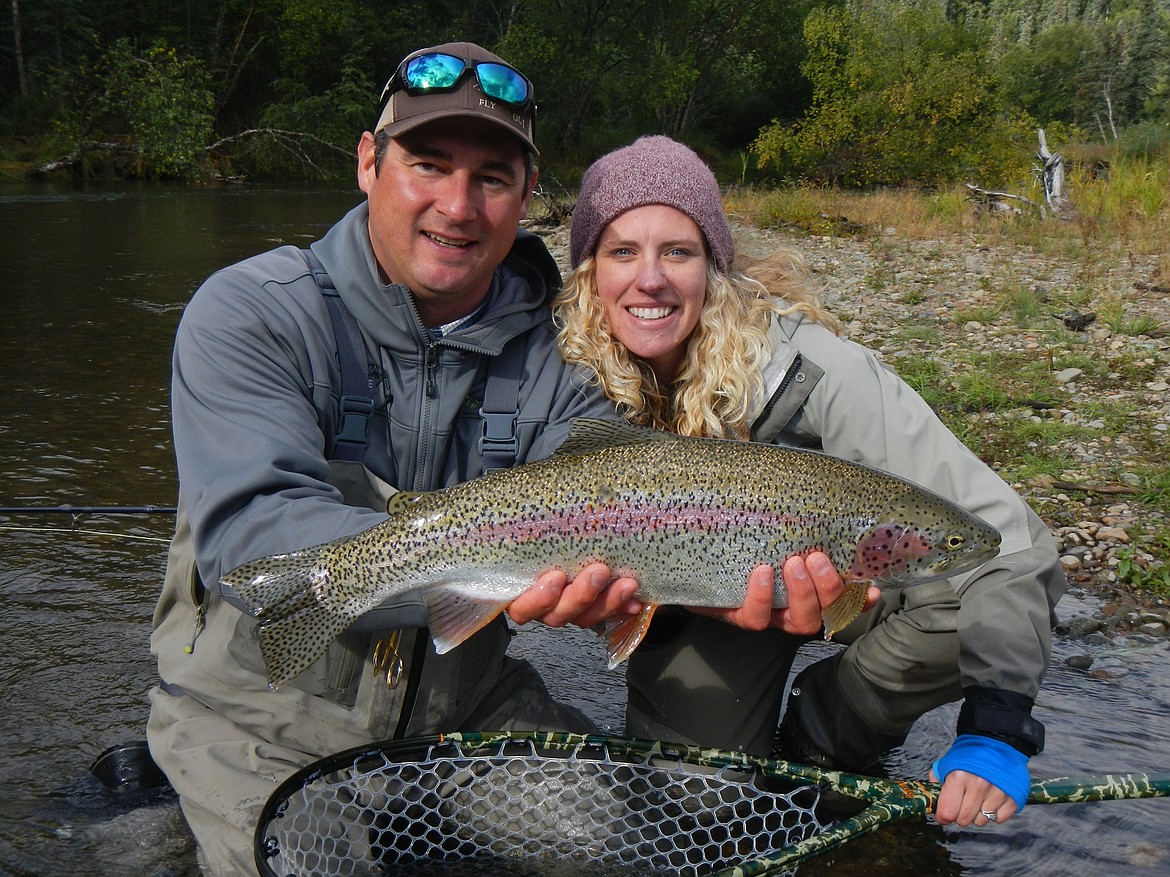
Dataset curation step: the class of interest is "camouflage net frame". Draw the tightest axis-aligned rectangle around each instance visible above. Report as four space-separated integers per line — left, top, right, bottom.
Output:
255 731 1170 877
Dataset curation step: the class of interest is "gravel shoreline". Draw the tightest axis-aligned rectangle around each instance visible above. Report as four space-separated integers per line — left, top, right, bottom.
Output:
537 220 1170 639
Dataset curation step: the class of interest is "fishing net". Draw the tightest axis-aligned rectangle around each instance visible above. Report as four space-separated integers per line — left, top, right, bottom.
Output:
255 732 827 877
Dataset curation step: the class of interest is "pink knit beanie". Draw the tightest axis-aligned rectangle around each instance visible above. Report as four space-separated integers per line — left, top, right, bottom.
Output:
570 135 734 272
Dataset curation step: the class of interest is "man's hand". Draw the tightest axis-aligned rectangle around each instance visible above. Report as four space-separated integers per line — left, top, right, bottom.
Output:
506 553 878 636
506 563 640 629
689 553 879 635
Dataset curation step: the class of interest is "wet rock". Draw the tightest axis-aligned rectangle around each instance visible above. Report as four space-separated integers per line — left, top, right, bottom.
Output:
1127 842 1169 868
1125 634 1162 647
1064 654 1093 670
1055 617 1106 636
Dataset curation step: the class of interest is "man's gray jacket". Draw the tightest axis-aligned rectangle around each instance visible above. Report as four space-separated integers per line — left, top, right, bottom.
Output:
173 202 611 588
151 201 614 758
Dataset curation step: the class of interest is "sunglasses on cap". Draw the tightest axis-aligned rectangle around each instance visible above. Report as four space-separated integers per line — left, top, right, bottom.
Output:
380 52 533 109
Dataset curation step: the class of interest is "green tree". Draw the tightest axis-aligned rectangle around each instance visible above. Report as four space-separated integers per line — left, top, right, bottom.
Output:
1109 0 1167 127
632 0 794 142
983 0 1169 134
496 0 641 155
56 37 215 178
753 0 1032 186
996 20 1099 125
496 0 814 165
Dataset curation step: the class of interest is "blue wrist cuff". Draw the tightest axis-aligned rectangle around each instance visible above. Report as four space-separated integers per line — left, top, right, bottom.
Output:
932 734 1031 810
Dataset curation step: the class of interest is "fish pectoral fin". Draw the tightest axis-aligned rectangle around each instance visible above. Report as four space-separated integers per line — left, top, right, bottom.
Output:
601 604 659 670
425 588 512 655
821 581 870 641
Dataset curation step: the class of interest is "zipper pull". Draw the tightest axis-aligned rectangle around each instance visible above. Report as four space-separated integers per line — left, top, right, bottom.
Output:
184 602 206 654
424 346 437 397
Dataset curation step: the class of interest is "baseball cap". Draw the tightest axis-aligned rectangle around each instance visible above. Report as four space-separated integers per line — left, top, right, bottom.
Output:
373 42 538 154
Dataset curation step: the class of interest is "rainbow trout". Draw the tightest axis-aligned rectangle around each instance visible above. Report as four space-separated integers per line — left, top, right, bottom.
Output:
223 420 1001 688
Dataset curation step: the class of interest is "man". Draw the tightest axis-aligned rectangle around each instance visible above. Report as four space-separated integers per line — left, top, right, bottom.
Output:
147 41 609 875
147 40 851 875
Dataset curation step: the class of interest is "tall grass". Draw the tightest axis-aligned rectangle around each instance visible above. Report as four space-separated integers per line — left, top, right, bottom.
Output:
723 152 1170 264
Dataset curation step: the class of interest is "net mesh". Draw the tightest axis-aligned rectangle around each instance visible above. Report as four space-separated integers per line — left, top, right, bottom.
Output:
257 737 826 877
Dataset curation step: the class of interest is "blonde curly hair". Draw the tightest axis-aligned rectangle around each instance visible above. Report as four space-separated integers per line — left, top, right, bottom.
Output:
554 242 839 440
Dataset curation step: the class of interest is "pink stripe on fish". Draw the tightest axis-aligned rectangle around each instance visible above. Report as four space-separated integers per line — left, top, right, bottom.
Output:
448 501 813 545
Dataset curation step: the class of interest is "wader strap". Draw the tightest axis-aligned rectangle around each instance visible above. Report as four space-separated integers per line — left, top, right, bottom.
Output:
478 334 527 473
393 631 432 739
301 248 373 462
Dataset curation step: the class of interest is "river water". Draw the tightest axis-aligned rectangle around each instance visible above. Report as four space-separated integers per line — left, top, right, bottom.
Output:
0 182 1167 877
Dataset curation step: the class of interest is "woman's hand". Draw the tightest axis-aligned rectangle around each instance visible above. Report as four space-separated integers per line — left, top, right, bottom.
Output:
689 553 879 634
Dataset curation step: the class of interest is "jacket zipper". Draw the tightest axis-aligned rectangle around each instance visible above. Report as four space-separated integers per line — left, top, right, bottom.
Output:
751 352 803 435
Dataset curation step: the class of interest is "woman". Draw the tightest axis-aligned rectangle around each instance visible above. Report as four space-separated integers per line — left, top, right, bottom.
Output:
555 136 1067 829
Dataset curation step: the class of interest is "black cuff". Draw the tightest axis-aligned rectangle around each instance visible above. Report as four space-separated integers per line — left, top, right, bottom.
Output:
957 686 1045 756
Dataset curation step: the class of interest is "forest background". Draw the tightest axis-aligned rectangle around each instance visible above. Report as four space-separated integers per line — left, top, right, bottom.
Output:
2 0 1169 188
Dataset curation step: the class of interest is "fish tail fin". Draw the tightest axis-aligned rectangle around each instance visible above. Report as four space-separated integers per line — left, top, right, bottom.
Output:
221 547 350 689
425 587 512 655
601 604 659 670
821 581 870 640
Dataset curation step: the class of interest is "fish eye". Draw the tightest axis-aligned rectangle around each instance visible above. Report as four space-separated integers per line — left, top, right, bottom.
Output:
943 532 966 551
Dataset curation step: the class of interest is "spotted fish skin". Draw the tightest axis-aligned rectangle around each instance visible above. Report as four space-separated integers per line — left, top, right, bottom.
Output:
223 421 1001 688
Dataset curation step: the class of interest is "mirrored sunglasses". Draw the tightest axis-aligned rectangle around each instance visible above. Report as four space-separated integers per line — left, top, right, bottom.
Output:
383 52 533 108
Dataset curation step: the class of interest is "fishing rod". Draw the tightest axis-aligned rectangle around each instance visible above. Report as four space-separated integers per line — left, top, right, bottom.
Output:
0 505 176 543
0 505 177 515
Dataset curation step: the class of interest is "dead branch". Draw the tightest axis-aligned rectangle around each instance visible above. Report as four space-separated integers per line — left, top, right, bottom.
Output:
1135 281 1170 294
1035 128 1074 218
27 128 352 180
27 141 141 178
206 128 352 160
1051 481 1138 496
964 183 1039 216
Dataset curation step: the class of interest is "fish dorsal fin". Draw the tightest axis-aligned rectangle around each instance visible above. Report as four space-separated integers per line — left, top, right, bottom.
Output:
555 418 678 457
385 491 425 514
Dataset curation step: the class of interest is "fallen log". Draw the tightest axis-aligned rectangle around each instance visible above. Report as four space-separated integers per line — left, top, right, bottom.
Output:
1050 481 1138 496
27 141 140 178
964 183 1039 216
